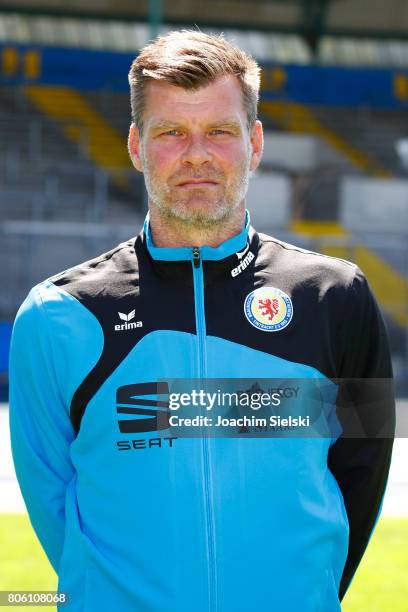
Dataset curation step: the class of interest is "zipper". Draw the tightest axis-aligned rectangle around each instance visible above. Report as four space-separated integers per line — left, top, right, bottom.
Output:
192 247 206 376
191 246 217 612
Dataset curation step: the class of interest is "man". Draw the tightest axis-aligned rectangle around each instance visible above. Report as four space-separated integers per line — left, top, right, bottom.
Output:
9 30 394 611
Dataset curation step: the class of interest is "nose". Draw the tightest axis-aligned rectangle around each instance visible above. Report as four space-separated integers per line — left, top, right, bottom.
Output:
181 134 212 166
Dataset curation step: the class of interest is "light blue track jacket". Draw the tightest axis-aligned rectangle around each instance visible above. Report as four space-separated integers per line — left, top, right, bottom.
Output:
9 213 394 611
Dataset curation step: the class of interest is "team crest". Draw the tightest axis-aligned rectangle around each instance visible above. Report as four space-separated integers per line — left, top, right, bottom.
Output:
244 286 293 332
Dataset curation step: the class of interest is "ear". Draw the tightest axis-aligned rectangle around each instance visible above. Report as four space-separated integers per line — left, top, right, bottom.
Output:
249 119 263 172
128 122 144 172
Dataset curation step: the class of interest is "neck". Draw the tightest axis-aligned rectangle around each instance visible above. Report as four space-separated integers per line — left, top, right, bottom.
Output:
148 203 246 248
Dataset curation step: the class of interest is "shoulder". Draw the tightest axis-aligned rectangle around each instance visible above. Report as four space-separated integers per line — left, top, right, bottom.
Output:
14 236 138 328
48 237 138 297
257 230 361 292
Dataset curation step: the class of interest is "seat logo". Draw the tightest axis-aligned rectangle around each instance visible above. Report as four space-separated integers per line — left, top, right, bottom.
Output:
244 286 293 332
115 309 143 331
116 382 170 433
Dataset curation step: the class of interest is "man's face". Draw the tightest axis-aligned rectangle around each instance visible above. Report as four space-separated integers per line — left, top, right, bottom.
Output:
128 75 263 227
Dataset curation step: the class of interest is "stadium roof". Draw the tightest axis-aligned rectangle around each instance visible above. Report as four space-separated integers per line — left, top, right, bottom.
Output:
0 0 407 48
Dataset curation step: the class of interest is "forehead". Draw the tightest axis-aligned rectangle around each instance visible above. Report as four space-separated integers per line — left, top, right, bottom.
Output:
142 75 246 127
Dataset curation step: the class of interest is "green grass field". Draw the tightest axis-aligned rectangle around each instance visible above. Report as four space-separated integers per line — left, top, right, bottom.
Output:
0 514 407 610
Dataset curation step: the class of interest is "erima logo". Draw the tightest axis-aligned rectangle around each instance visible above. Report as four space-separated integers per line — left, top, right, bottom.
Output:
231 250 255 277
115 310 143 331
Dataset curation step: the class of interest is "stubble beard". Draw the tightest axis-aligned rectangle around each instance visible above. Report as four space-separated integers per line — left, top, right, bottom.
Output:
141 148 251 229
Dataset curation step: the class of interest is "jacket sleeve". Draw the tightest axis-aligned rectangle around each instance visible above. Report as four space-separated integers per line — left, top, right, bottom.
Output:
8 285 76 573
327 267 395 601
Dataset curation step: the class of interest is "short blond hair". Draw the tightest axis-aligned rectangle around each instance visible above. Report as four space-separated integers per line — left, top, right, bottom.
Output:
128 30 261 134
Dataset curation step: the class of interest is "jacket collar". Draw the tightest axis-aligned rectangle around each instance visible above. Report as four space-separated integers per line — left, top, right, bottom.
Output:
143 209 251 262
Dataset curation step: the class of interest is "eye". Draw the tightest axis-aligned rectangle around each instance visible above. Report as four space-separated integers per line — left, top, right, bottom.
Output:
163 129 181 136
210 129 229 135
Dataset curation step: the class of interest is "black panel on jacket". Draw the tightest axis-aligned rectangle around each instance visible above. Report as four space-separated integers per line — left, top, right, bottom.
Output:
50 234 196 433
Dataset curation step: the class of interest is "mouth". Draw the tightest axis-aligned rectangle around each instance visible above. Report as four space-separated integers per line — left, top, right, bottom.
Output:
176 179 219 187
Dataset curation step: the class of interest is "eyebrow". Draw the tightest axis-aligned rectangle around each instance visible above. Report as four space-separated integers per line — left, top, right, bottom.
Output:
149 119 242 132
209 120 242 131
150 120 183 131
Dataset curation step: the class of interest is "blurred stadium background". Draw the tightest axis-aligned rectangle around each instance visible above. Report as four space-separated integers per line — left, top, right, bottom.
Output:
1 0 408 392
0 0 407 609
